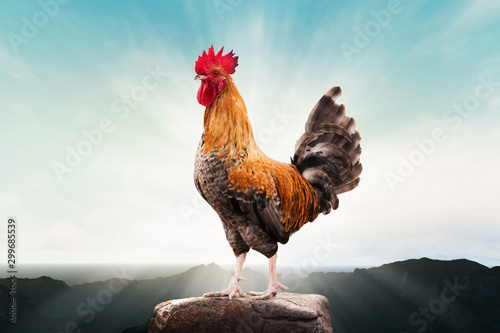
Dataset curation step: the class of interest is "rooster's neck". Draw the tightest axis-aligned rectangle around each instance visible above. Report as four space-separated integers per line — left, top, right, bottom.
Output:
202 78 258 160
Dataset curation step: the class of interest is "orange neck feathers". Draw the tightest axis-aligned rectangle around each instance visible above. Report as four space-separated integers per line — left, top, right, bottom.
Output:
202 76 256 160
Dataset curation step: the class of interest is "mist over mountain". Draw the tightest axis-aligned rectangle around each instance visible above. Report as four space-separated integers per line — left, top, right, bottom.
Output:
292 258 500 332
1 258 499 333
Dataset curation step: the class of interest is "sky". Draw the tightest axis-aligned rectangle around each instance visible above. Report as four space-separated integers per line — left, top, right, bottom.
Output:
0 0 499 270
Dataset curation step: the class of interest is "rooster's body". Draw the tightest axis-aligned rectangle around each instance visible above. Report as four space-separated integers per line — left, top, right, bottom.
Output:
193 46 362 299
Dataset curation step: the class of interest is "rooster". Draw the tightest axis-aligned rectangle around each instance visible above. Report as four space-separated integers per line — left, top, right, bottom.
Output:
194 46 362 300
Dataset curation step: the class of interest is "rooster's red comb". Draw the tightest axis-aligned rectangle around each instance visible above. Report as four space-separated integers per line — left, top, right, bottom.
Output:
195 45 238 75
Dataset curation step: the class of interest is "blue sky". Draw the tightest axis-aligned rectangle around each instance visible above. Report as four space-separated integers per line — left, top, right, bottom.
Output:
1 0 499 268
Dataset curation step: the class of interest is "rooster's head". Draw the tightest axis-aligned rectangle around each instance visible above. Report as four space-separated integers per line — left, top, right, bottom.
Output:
195 45 238 107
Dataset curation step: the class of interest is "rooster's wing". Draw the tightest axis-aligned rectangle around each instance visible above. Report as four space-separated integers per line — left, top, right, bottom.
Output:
224 159 318 245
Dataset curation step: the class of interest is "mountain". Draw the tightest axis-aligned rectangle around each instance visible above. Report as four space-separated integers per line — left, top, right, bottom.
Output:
0 263 265 333
0 258 498 333
290 258 500 333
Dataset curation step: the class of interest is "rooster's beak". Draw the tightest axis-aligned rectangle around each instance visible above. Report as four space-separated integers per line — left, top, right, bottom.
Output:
195 74 207 80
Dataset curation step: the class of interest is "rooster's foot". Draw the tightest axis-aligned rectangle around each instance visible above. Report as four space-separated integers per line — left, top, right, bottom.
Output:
203 285 243 300
246 281 288 300
203 276 247 300
247 254 287 300
204 253 247 300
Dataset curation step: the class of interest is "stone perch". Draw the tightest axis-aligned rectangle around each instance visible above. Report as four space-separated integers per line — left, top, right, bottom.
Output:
148 293 333 333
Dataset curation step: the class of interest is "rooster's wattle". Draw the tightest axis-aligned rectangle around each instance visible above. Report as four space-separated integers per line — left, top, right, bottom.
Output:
193 46 362 299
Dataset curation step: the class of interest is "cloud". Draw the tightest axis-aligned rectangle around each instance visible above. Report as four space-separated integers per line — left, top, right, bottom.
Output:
451 0 500 29
0 43 34 81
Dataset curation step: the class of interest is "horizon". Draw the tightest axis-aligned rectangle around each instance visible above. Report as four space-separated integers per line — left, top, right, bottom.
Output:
1 1 499 270
14 256 496 287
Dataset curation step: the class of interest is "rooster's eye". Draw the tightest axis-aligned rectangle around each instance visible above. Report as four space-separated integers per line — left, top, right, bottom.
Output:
213 71 219 76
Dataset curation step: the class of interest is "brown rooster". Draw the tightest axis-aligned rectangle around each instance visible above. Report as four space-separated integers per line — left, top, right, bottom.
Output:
194 46 362 300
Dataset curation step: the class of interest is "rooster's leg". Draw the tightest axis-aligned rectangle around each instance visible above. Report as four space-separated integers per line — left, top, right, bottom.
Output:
246 253 288 300
203 252 247 300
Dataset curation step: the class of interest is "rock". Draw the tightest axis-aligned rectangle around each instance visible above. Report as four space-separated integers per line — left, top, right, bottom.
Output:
148 293 333 333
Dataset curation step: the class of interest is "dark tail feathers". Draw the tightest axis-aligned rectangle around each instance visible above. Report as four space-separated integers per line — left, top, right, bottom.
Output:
292 87 362 215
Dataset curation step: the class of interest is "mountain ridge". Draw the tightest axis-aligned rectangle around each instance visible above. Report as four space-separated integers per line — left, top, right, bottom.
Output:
1 257 498 333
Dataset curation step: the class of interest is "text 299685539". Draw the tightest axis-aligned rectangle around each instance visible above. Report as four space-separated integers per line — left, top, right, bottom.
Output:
7 217 17 325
